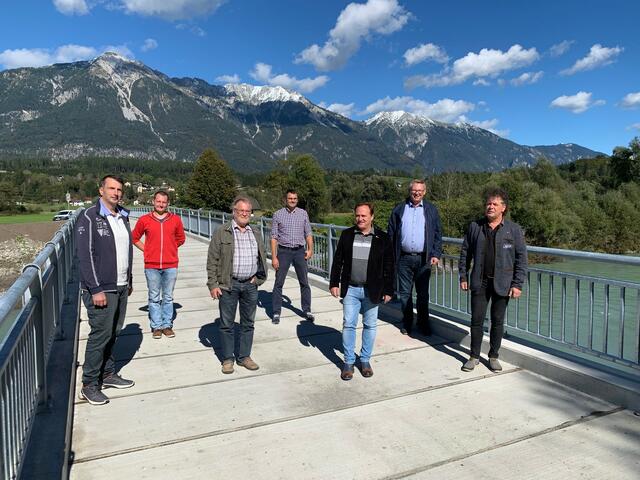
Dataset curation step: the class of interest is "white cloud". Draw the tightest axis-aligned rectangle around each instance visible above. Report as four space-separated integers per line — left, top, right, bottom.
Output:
403 43 448 66
405 44 539 89
510 70 543 86
473 78 491 86
250 63 329 93
362 96 475 123
176 23 207 36
550 91 605 114
215 73 240 83
561 44 623 75
295 0 410 71
53 0 89 15
620 92 640 109
549 40 573 57
0 44 133 70
120 0 225 20
141 38 158 52
627 123 640 131
319 102 356 118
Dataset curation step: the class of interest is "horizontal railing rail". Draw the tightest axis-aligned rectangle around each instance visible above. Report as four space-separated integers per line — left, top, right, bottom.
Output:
0 212 79 480
129 207 640 373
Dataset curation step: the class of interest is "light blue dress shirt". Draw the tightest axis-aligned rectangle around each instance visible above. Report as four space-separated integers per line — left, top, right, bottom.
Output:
400 201 425 253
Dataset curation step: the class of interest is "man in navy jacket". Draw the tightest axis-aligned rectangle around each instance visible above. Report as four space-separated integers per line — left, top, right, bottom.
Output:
459 188 528 372
75 175 135 405
387 179 442 335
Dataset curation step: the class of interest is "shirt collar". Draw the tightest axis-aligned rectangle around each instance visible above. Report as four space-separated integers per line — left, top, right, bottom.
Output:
407 199 423 208
355 226 375 236
99 199 128 218
232 220 252 231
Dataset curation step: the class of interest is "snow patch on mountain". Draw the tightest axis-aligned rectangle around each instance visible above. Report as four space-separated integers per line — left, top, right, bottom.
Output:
224 83 306 105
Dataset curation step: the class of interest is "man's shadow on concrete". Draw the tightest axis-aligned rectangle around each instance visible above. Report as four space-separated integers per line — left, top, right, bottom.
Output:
113 323 143 371
296 320 343 370
258 291 304 319
138 302 183 322
198 318 242 363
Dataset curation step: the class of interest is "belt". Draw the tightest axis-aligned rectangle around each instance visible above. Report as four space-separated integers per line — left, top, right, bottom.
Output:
401 251 423 256
232 276 254 283
349 282 366 288
279 245 304 250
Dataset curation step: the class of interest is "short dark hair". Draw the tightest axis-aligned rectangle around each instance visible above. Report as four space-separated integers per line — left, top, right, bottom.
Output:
153 190 169 200
100 174 124 187
354 202 374 215
484 187 509 212
285 189 298 196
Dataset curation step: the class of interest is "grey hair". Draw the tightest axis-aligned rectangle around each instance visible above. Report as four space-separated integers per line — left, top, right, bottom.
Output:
231 196 252 210
408 179 426 193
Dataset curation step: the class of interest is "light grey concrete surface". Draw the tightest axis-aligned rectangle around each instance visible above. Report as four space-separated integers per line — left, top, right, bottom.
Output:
69 234 640 479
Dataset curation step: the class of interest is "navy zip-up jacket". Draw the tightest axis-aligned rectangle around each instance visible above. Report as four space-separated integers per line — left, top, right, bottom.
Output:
75 199 133 294
387 199 443 263
458 217 528 296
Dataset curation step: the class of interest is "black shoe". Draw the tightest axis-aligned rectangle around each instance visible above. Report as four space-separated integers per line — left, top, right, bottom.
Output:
272 314 280 325
79 384 109 405
304 312 315 323
102 373 135 389
400 327 411 335
341 364 354 381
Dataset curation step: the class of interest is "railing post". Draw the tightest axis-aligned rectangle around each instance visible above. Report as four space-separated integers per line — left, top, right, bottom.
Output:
327 226 334 277
23 268 48 411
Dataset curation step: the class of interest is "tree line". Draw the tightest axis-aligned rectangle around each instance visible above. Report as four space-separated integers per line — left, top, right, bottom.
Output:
1 137 638 254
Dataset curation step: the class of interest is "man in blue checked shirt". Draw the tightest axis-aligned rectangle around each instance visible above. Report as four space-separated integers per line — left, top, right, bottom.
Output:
270 190 314 325
387 179 443 336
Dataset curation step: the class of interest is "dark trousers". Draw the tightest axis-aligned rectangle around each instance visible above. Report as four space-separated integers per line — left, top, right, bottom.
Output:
397 253 431 331
82 286 129 386
218 279 258 361
470 278 510 359
272 246 311 315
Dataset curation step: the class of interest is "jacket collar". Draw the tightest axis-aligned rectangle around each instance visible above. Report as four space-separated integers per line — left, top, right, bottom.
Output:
96 199 129 218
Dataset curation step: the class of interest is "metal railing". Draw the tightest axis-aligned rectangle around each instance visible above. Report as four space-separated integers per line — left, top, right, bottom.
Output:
0 213 79 480
130 207 640 373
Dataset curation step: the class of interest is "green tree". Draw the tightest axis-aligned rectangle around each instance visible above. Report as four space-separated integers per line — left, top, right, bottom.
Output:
610 137 640 185
184 148 237 211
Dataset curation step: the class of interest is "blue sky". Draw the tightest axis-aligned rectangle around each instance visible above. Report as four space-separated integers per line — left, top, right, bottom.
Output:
1 0 638 154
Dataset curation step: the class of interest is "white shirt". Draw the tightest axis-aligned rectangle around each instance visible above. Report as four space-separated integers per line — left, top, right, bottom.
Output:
106 212 130 286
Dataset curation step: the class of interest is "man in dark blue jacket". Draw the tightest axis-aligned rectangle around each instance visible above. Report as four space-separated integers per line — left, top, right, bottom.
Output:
387 179 442 335
75 175 135 405
459 188 528 372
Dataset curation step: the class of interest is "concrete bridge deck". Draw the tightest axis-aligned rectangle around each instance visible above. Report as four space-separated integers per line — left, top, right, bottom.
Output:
69 234 640 479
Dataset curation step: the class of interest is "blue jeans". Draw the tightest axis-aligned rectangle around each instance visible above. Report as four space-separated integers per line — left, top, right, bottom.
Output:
144 268 178 330
218 279 258 362
342 286 378 365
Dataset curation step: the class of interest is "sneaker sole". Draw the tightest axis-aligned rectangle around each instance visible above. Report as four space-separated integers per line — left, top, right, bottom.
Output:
102 382 135 389
79 391 109 405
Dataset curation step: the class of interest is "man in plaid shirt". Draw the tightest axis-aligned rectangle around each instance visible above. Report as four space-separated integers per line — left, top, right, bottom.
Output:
207 197 268 374
270 190 314 324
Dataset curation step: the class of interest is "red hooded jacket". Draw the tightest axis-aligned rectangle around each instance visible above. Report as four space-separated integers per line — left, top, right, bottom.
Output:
132 212 185 269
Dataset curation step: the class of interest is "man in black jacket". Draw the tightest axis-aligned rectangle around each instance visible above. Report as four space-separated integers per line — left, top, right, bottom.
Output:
459 188 528 372
387 179 442 335
330 203 395 380
75 175 135 405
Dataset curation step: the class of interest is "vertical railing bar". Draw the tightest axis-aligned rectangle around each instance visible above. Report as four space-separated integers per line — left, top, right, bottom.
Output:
548 275 554 338
618 287 625 360
536 272 542 334
574 279 580 347
588 281 594 350
603 284 610 355
561 276 567 343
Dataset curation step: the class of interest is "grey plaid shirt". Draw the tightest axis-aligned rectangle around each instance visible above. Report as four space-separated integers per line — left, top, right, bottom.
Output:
232 221 259 280
271 207 311 248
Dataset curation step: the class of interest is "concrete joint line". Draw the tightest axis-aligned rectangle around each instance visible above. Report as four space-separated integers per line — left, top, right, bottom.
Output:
381 406 626 480
72 368 522 464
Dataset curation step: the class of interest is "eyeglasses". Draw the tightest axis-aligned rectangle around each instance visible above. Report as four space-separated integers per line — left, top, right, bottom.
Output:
234 209 252 215
410 190 425 194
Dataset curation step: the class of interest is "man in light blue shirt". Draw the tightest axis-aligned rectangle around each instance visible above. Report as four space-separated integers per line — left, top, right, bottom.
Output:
387 179 443 335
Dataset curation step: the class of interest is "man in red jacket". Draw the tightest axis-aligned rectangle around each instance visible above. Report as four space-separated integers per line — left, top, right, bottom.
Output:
132 190 186 339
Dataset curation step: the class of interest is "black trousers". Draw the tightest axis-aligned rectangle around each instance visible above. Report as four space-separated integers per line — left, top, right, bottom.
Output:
470 278 509 359
397 253 431 331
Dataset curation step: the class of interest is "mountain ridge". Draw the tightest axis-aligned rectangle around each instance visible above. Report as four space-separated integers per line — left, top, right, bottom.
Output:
0 53 605 172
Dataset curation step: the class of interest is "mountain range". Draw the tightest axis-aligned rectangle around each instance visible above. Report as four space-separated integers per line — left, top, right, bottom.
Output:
0 52 604 173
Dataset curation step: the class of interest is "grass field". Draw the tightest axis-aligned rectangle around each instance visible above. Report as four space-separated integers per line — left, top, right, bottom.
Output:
0 212 59 224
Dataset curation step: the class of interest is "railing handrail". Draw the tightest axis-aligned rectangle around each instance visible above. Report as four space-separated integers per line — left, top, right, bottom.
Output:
0 210 80 480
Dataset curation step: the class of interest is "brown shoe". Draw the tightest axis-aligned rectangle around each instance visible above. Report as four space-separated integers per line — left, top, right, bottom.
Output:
221 359 234 374
237 356 259 371
152 329 162 339
163 328 175 338
360 362 374 378
341 364 354 381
